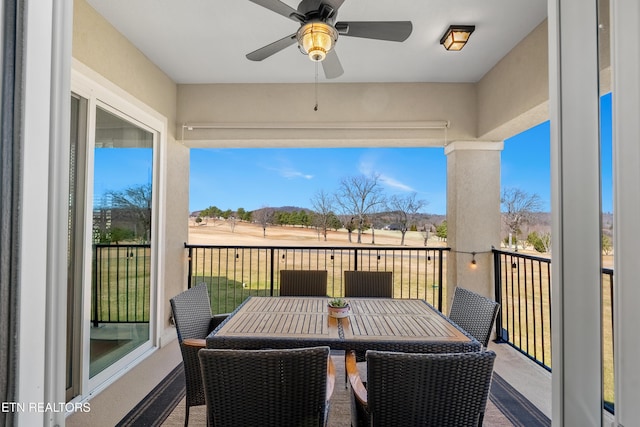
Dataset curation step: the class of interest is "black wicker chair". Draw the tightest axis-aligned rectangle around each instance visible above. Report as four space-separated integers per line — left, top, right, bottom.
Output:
169 283 228 426
346 349 496 427
279 269 328 296
198 346 335 427
343 270 394 383
449 286 501 347
344 271 393 298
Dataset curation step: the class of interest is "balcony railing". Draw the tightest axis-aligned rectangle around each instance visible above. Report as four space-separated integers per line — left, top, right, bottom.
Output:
92 243 151 326
492 248 615 413
91 243 615 412
184 244 449 314
493 249 552 369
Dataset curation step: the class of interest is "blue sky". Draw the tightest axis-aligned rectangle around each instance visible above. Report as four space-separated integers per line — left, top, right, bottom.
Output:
190 93 613 215
93 97 613 216
190 147 449 214
93 148 153 205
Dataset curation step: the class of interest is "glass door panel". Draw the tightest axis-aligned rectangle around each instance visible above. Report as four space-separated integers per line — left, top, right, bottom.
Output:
89 106 154 378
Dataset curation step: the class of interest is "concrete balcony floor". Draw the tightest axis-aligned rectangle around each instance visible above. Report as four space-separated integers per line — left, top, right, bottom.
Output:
488 341 552 422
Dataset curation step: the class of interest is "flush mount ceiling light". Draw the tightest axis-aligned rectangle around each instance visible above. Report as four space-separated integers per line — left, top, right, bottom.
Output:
297 21 338 62
440 25 475 51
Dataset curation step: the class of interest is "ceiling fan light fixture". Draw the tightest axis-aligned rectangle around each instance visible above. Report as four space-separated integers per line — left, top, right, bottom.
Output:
440 25 475 51
297 21 338 62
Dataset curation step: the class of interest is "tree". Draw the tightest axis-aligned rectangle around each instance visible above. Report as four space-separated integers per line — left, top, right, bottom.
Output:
200 205 223 227
387 193 428 246
334 174 385 244
200 205 222 218
109 227 135 244
310 190 335 241
328 213 342 231
106 183 153 243
252 206 274 237
228 213 237 232
501 187 542 250
420 224 433 246
367 204 386 245
602 233 613 255
435 221 447 241
237 207 251 222
527 231 551 253
337 215 356 243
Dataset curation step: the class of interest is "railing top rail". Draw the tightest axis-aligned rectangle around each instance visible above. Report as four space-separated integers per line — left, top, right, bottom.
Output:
94 243 151 248
493 249 613 276
492 248 551 263
184 243 450 251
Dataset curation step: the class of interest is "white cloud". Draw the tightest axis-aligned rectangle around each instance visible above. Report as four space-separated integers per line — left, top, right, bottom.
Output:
358 158 413 192
358 159 374 176
276 167 313 180
379 174 414 192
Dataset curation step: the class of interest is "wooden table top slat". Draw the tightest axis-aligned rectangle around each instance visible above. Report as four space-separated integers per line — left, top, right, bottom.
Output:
207 296 479 352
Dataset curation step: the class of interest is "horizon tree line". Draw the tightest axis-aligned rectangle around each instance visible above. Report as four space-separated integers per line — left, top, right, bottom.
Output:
191 180 613 253
194 173 432 245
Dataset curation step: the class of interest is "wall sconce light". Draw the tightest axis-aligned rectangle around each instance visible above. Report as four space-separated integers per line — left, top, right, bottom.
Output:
470 252 478 269
440 25 475 51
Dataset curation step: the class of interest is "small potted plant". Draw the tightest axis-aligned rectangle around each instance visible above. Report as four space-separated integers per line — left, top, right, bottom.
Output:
327 297 350 318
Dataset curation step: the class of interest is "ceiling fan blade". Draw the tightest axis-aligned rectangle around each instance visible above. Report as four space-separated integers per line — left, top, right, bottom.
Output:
335 21 413 42
323 0 346 12
246 34 298 61
322 49 344 79
248 0 304 22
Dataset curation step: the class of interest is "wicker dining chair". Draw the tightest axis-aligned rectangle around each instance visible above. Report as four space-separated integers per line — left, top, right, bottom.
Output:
343 270 394 383
198 346 335 427
346 349 497 427
279 269 328 296
344 271 393 298
169 283 228 426
449 286 501 347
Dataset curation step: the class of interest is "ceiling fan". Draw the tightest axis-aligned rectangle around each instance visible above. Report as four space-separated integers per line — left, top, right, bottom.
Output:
246 0 413 79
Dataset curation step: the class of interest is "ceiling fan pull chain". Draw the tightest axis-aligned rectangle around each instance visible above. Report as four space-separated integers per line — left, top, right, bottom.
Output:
314 61 319 111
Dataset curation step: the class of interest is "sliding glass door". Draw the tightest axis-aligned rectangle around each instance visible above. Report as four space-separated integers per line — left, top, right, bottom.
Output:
67 83 161 400
89 105 155 378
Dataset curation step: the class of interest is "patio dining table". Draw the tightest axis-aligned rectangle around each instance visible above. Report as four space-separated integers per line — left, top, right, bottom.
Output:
205 296 481 354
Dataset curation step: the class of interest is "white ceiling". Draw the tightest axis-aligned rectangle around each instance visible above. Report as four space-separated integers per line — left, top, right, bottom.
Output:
86 0 547 84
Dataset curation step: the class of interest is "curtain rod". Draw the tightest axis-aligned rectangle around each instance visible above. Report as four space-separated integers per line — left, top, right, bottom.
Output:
182 120 450 132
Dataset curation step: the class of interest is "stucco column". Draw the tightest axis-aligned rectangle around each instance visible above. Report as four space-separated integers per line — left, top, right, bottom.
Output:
444 140 503 312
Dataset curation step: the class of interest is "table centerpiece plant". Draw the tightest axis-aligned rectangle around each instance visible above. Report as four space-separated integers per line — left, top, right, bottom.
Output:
328 297 350 318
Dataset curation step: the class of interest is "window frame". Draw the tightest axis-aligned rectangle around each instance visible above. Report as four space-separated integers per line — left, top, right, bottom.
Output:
70 63 167 401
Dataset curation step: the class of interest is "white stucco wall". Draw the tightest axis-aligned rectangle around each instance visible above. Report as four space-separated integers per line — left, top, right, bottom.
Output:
68 0 186 423
477 20 550 141
177 82 476 147
73 0 185 334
